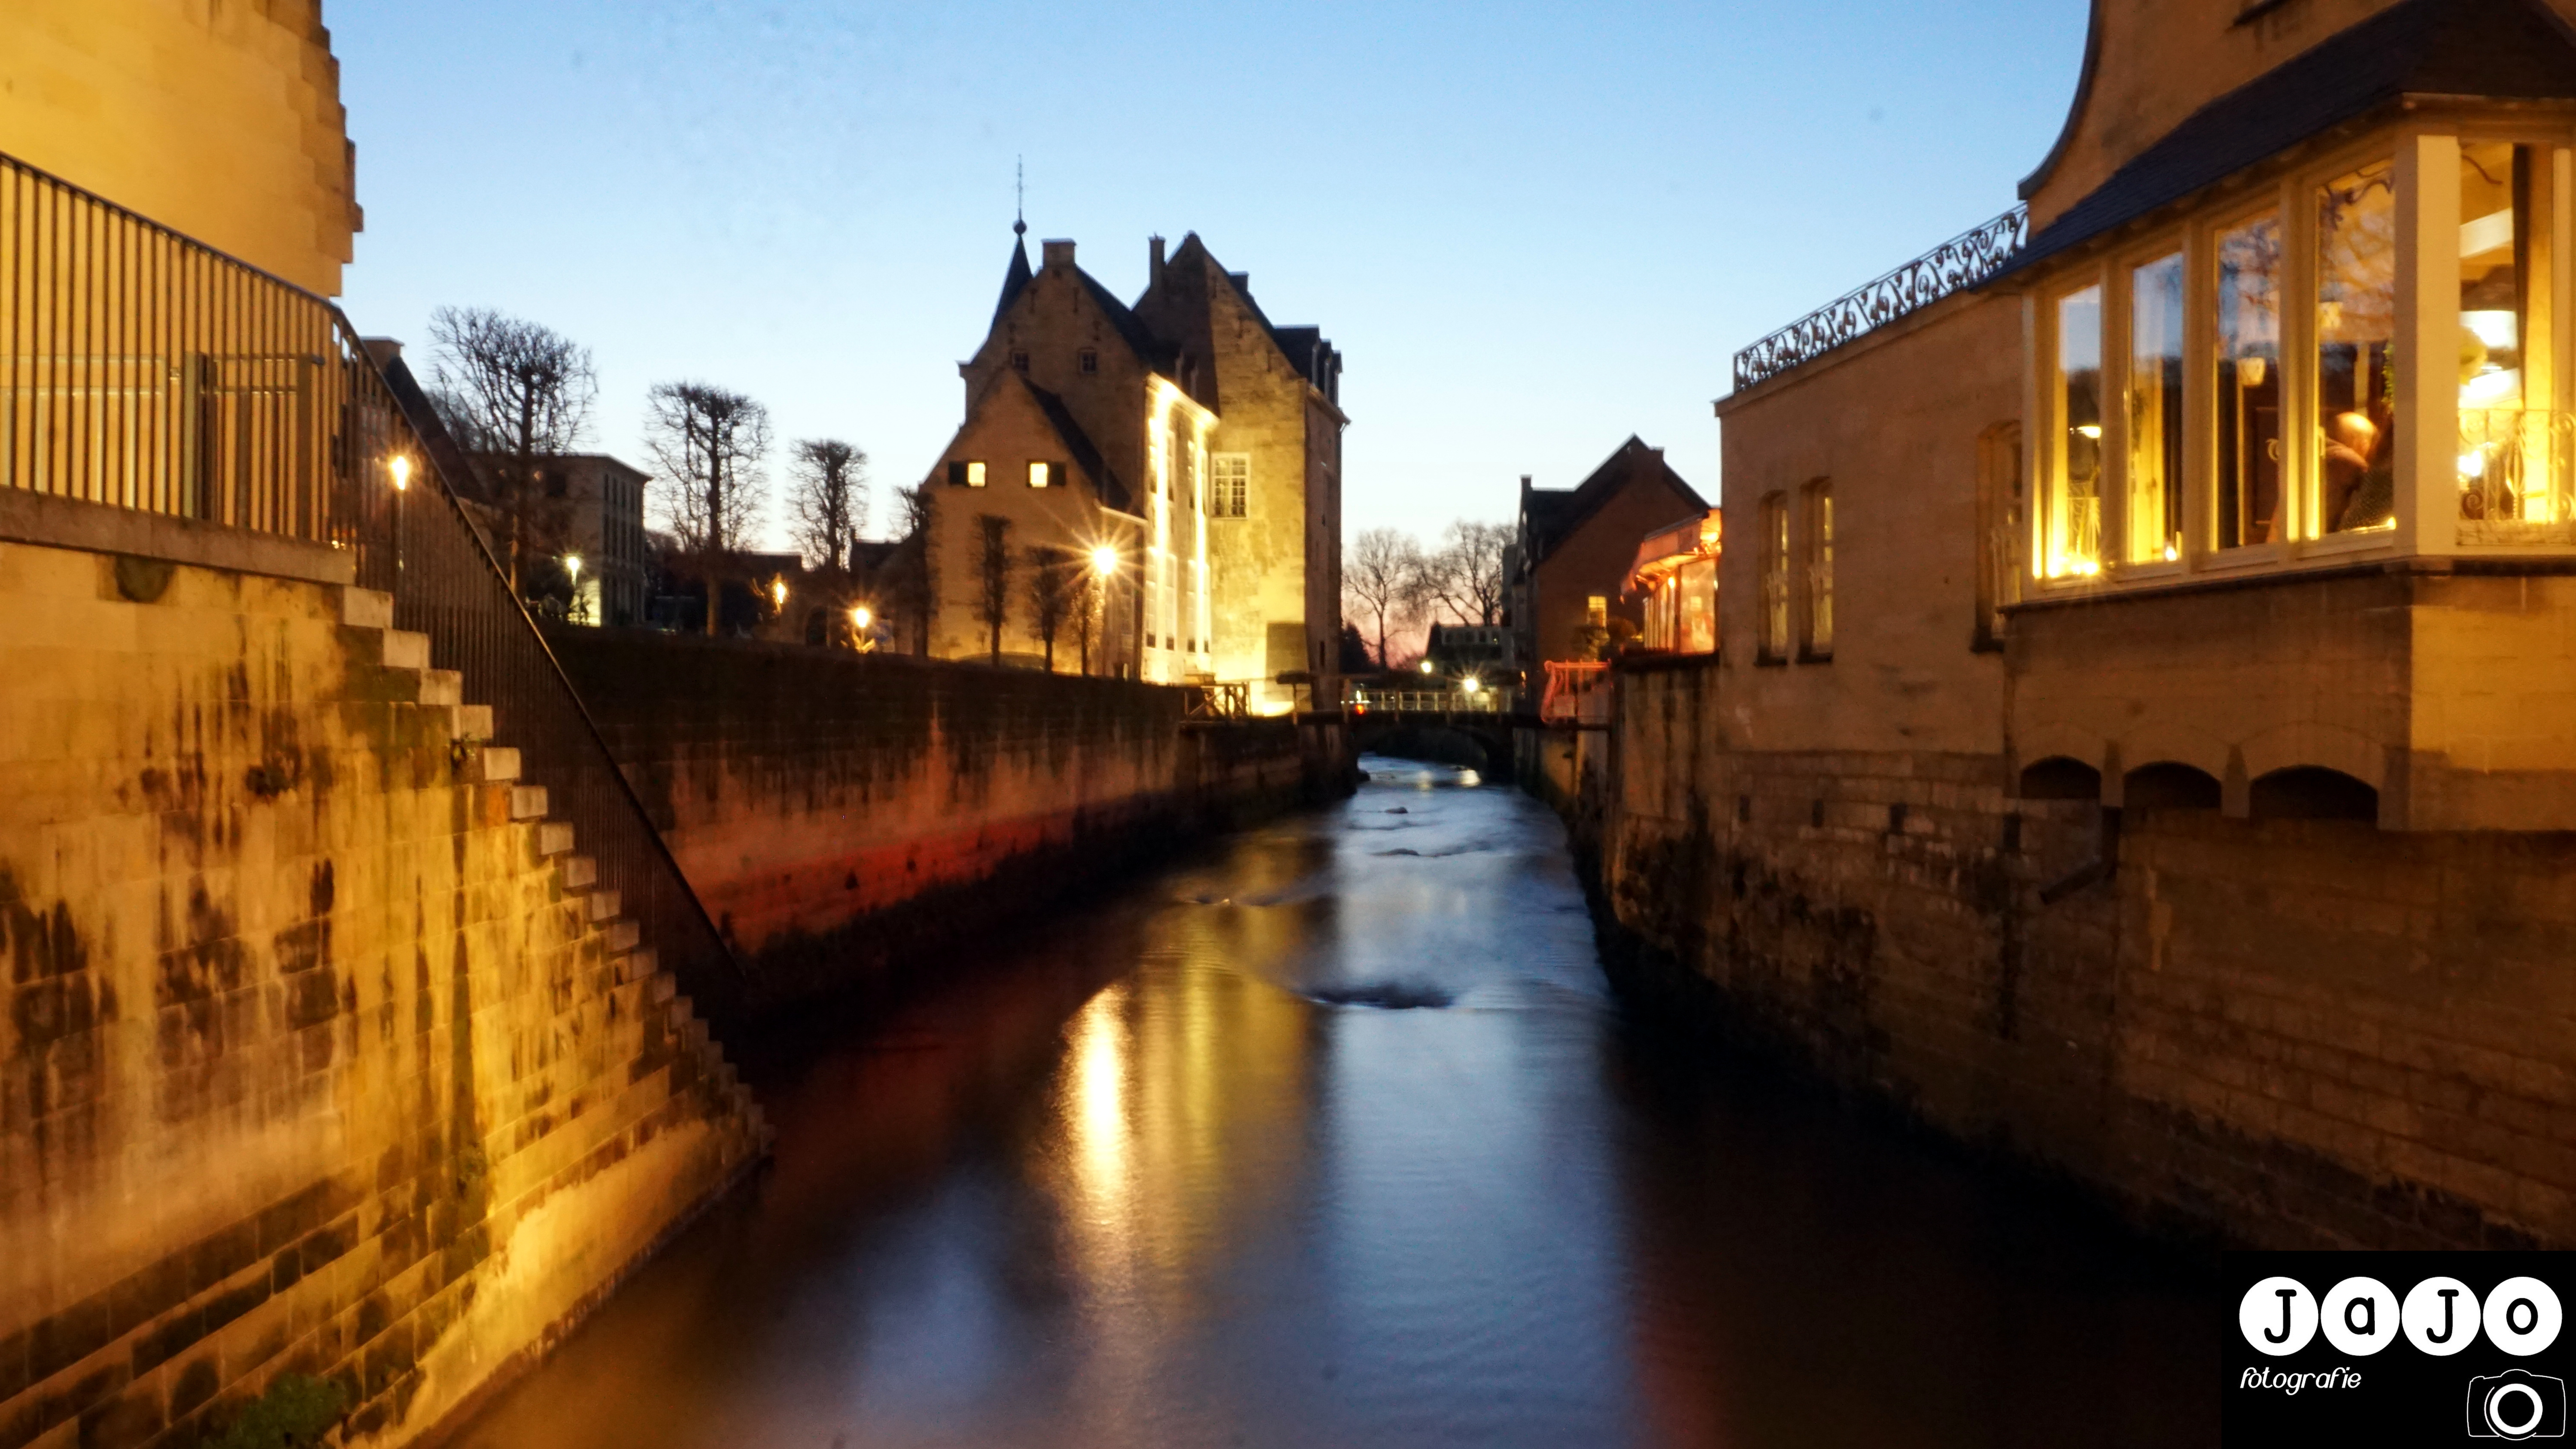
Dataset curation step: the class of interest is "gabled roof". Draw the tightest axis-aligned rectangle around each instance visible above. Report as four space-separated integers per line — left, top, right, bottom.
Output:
2005 0 2576 279
952 368 1132 513
1154 233 1338 398
1075 269 1173 373
1521 437 1709 565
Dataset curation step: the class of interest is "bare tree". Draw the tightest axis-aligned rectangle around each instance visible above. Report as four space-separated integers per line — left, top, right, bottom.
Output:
788 439 867 572
1343 527 1425 667
974 515 1013 664
1422 520 1510 626
1068 569 1103 676
883 485 934 655
645 382 770 635
427 307 597 590
1025 546 1077 671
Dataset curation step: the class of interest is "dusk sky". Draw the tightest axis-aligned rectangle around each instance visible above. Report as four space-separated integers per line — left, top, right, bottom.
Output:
332 1 2089 552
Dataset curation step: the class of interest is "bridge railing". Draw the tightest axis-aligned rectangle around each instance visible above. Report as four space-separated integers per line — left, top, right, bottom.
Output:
1348 688 1520 715
0 149 744 1009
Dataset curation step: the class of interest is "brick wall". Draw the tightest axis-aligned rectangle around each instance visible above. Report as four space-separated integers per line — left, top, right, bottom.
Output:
0 540 764 1449
542 627 1355 1009
1593 656 2576 1249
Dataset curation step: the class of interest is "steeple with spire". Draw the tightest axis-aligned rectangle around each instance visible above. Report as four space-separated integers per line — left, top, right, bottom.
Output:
993 160 1032 324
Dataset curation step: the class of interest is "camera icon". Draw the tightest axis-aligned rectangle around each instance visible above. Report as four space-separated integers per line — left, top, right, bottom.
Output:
2470 1370 2567 1439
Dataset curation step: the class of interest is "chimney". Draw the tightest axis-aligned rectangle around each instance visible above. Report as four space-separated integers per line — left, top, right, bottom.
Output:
1149 234 1166 286
1042 239 1075 270
1228 270 1249 291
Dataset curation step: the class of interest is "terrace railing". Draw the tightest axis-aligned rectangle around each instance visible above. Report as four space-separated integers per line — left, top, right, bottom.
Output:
0 151 746 1011
1732 205 2026 393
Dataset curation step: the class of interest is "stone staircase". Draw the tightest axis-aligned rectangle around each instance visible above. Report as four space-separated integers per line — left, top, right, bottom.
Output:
337 584 768 1152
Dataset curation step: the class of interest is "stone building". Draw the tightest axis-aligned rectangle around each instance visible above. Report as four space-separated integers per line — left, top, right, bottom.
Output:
1505 438 1709 676
0 7 766 1446
451 452 650 626
920 227 1343 704
1587 0 2576 1249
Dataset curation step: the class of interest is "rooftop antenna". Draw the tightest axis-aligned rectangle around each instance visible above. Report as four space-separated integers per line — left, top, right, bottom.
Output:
1014 156 1026 237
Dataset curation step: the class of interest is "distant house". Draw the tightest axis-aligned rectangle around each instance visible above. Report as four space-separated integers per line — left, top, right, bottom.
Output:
917 225 1346 697
1506 438 1709 676
450 451 650 627
1424 623 1511 681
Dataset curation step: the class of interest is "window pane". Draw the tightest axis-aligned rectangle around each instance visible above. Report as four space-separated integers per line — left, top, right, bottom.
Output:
1028 460 1049 488
2216 213 2283 548
2457 141 2559 532
2044 285 2104 577
1806 483 1834 653
2128 252 2184 561
2316 160 2397 534
1759 496 1789 656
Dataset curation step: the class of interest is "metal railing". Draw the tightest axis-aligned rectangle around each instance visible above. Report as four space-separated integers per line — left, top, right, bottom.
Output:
1538 661 1610 725
2458 408 2576 546
1348 688 1518 715
1732 205 2026 393
0 151 745 1011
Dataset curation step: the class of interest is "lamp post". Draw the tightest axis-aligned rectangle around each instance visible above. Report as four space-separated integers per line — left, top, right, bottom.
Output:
387 454 410 578
1088 544 1121 677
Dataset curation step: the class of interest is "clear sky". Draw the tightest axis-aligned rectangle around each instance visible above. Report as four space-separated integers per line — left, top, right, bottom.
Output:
331 1 2088 551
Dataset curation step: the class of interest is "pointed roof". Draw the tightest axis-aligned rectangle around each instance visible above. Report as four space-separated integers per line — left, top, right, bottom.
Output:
1520 437 1707 564
951 367 1133 513
2007 0 2576 279
993 231 1033 327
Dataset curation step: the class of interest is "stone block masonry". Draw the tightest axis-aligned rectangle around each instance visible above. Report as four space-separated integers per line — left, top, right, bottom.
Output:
1586 656 2576 1250
541 626 1355 1013
0 540 765 1448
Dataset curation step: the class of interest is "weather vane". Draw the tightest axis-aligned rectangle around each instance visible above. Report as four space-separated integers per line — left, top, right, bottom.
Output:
1015 156 1025 237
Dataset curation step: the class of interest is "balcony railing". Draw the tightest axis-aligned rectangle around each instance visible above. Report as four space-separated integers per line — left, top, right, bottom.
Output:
1732 205 2027 393
1538 661 1610 725
0 151 745 1013
2458 408 2576 546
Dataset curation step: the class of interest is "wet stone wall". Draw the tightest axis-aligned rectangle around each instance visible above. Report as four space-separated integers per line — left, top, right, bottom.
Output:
0 540 765 1449
542 627 1354 1013
1589 657 2576 1251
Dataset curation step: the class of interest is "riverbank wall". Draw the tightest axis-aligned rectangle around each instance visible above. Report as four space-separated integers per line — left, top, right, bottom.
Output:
0 523 764 1449
1566 653 2576 1251
541 627 1357 1014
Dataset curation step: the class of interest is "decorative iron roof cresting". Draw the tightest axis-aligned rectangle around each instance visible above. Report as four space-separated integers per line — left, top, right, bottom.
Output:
1732 205 2027 393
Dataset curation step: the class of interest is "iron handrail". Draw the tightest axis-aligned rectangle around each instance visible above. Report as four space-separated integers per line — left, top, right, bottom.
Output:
0 149 747 1011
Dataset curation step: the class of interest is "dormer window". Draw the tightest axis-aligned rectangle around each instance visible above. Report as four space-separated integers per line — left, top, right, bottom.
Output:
1079 349 1098 374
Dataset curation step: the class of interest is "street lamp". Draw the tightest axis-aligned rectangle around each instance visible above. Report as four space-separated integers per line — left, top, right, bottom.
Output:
564 554 582 584
389 455 411 492
850 604 872 630
1419 659 1435 675
769 576 788 611
1462 676 1483 695
1091 544 1120 576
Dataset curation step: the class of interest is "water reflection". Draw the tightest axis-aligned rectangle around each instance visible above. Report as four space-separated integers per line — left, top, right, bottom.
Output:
453 757 2218 1449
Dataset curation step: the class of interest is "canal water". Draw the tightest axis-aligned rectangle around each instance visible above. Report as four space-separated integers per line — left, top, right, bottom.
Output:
453 758 2221 1448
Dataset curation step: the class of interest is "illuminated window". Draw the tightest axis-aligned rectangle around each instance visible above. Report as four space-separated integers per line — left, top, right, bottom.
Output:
1211 454 1249 517
1759 492 1789 659
2128 252 2184 562
2458 140 2554 534
2216 211 2284 549
2315 158 2396 534
948 459 988 488
1585 594 1608 629
1801 479 1833 658
1028 460 1056 488
2041 283 2104 577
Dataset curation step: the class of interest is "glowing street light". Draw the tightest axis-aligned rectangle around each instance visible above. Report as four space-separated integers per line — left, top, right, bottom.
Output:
1419 659 1435 675
1462 676 1483 695
564 554 583 583
850 604 872 630
1091 544 1120 576
389 455 411 492
769 577 788 610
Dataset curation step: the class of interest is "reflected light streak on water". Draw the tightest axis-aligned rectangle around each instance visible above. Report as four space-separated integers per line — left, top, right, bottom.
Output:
451 756 2221 1449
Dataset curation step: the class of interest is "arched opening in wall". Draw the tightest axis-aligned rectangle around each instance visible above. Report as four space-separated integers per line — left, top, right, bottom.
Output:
2017 755 2101 800
2248 767 2378 823
2123 762 2221 814
804 608 827 646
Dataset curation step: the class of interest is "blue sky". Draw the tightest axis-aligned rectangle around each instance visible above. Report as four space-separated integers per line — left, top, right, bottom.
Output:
332 1 2087 549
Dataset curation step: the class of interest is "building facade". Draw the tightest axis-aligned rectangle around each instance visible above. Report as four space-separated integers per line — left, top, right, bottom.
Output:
1505 439 1709 678
920 229 1342 703
1588 0 2576 1249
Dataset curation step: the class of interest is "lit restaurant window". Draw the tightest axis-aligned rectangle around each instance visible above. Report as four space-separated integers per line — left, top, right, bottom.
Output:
2043 284 2104 577
2315 159 2397 535
1759 492 1790 658
1801 480 1833 657
2128 252 2184 562
2458 140 2557 536
2216 212 2284 549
